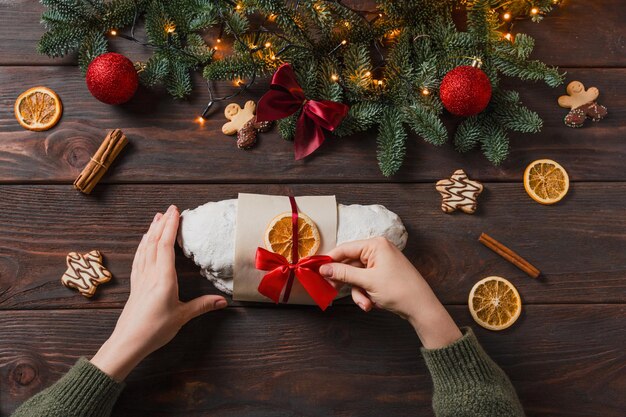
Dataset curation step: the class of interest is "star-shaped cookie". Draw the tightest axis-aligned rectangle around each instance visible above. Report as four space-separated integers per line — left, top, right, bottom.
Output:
61 250 112 297
436 169 483 214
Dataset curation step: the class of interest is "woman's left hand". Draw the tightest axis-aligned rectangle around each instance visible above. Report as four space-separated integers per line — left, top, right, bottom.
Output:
91 205 228 381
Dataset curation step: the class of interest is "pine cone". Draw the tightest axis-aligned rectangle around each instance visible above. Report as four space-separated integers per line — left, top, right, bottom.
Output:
236 119 258 149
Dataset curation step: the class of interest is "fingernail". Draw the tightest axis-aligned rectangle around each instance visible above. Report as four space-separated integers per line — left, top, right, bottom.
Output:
215 299 228 309
319 265 332 276
168 205 177 213
357 302 367 311
153 213 162 222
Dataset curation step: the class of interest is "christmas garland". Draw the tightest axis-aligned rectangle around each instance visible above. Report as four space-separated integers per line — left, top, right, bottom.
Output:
38 0 564 176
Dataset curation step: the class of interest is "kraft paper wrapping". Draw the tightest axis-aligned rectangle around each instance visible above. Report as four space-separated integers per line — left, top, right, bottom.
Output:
233 193 337 304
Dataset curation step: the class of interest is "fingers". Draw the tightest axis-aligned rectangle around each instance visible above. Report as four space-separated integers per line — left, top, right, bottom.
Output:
352 286 373 312
319 262 371 290
130 233 148 291
326 239 370 263
146 206 176 265
183 295 228 322
157 205 179 267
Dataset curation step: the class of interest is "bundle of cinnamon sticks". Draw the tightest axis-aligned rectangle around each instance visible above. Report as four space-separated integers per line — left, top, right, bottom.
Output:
74 129 128 194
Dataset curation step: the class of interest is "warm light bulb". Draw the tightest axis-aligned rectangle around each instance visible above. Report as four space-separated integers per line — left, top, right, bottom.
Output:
504 32 513 41
270 54 276 60
503 12 511 20
217 38 222 43
378 13 383 17
421 88 430 95
110 29 117 36
264 42 271 48
377 80 383 86
344 21 350 27
530 7 539 15
365 71 371 77
331 74 339 81
268 14 277 22
341 39 347 45
235 4 242 10
196 116 205 124
166 25 175 34
213 45 219 50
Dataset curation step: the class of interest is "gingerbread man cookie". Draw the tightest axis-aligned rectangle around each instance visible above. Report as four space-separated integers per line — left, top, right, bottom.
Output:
436 169 483 214
558 81 607 128
61 250 112 297
222 100 257 135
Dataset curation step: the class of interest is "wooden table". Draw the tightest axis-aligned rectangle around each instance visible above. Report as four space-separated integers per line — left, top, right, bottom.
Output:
1 1 624 416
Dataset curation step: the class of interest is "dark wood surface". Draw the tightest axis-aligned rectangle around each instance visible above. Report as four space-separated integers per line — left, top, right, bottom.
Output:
1 306 625 417
0 1 625 416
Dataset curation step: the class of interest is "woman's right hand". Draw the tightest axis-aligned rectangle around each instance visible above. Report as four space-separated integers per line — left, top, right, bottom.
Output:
319 237 462 349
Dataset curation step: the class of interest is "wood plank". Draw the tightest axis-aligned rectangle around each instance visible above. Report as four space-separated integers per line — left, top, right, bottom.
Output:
1 305 624 417
0 66 624 183
1 183 624 309
514 0 626 67
1 0 624 67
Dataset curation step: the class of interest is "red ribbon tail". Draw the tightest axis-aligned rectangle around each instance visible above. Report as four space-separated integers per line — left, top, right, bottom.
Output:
294 113 325 160
298 270 338 311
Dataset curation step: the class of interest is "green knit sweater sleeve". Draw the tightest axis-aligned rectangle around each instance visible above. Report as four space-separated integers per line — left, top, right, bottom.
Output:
11 358 124 417
421 327 525 417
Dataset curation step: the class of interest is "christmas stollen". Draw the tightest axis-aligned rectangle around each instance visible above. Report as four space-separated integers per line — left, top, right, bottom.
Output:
178 199 407 297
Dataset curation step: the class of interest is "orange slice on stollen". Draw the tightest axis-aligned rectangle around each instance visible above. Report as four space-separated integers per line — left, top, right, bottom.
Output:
14 86 62 131
468 276 522 331
264 212 320 263
523 159 569 205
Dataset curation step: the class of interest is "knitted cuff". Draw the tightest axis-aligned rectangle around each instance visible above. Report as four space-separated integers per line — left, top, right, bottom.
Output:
47 358 125 417
421 327 500 392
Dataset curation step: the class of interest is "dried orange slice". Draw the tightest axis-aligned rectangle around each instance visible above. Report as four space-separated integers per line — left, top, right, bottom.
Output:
264 212 320 263
523 159 569 205
468 276 522 331
14 86 62 131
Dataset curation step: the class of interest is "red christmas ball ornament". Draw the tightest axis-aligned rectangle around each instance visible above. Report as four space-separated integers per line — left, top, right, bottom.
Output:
86 52 138 105
439 61 492 116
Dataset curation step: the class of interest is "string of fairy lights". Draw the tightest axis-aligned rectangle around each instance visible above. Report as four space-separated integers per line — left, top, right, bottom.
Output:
104 0 563 124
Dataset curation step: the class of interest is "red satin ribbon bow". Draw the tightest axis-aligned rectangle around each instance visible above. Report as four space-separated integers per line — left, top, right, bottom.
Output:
256 63 350 160
255 248 338 311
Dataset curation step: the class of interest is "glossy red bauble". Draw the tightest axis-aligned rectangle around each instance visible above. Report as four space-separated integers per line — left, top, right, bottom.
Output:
439 65 492 116
86 52 138 105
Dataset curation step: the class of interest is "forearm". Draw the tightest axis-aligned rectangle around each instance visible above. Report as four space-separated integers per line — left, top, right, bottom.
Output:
10 358 124 417
90 333 147 382
407 284 463 349
422 328 525 417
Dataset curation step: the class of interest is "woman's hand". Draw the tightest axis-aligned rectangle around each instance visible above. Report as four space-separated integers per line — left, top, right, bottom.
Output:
319 237 462 349
91 205 228 381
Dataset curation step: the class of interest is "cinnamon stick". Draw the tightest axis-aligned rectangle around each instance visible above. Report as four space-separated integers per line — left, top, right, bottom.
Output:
478 233 541 278
74 129 128 194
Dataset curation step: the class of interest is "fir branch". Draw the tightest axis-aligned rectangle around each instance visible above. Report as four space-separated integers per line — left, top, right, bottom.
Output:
402 102 448 146
480 118 510 165
166 61 192 98
377 108 407 177
203 56 258 80
278 112 299 141
334 101 384 137
78 30 107 73
454 115 484 153
492 53 564 87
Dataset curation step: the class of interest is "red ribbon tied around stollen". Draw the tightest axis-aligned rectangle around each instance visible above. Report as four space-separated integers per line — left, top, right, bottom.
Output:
256 63 350 160
255 248 337 311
